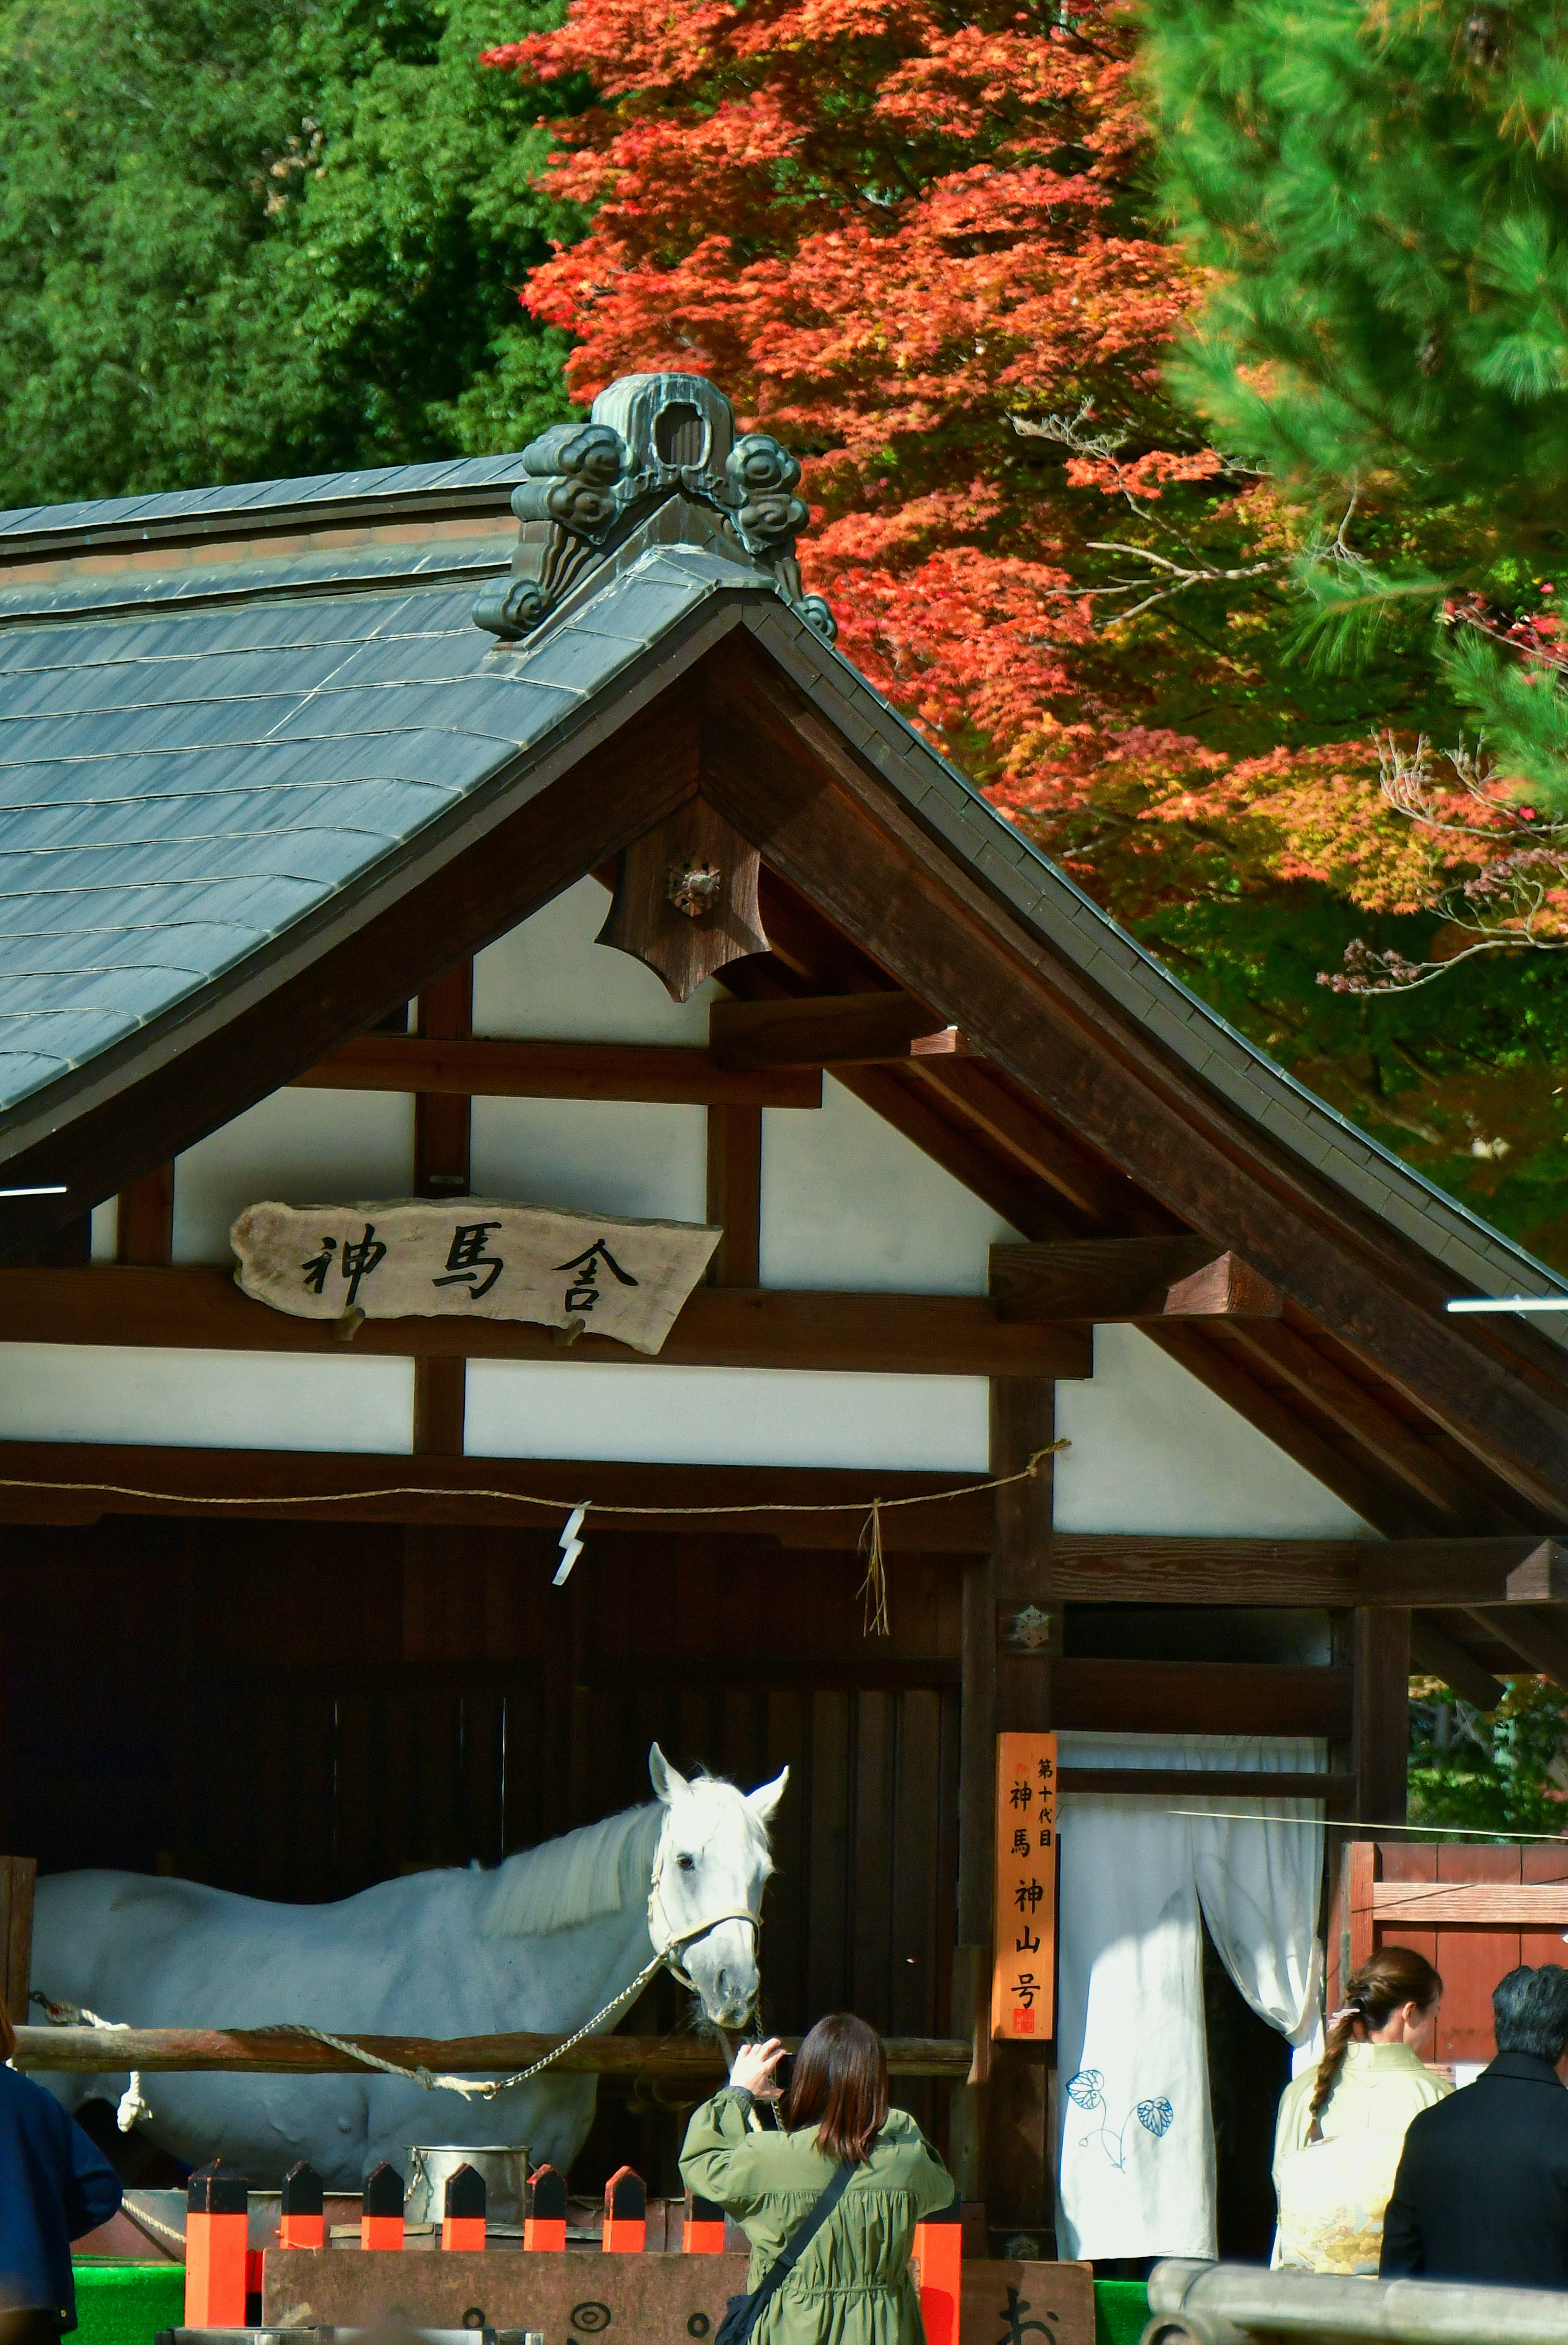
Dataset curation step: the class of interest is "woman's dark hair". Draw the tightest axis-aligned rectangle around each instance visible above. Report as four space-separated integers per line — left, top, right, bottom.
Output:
780 2013 888 2165
1308 1946 1442 2130
0 1993 16 2063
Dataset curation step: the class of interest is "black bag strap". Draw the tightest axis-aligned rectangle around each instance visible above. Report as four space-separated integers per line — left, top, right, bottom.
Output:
748 2156 856 2318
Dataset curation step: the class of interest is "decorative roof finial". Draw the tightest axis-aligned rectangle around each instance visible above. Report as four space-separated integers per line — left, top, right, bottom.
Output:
473 372 834 646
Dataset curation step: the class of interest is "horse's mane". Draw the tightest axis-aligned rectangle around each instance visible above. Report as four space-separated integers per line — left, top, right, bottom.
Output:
481 1801 664 1939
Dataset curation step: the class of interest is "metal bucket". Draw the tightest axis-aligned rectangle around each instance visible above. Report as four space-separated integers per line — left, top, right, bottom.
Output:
404 2144 531 2230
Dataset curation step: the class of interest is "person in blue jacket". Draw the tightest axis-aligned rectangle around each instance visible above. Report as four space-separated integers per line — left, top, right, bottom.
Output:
0 1998 122 2341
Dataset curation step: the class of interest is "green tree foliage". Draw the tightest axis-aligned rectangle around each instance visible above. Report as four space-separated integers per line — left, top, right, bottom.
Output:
1145 0 1568 812
1410 1674 1568 1838
0 0 578 504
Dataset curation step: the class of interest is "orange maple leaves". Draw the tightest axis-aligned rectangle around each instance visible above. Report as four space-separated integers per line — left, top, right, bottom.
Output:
482 0 1478 939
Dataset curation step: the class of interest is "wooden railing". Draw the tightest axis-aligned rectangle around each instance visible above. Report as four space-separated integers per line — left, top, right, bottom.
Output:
12 2026 972 2080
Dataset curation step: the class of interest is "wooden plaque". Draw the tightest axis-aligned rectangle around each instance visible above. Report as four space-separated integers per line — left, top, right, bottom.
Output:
991 1732 1056 2041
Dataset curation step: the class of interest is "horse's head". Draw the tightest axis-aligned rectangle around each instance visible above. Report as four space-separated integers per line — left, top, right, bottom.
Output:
648 1743 787 2028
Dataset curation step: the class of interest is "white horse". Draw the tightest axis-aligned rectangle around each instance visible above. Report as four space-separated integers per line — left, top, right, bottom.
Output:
27 1745 785 2189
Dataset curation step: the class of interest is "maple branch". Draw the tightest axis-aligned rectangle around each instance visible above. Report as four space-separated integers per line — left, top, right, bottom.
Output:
1081 539 1287 622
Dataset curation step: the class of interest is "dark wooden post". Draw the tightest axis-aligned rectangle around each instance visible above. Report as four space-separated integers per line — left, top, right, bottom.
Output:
602 2165 647 2252
185 2161 249 2327
955 1374 1058 2250
442 2161 487 2251
0 1857 34 2029
525 2163 568 2252
278 2160 324 2250
413 962 473 1459
706 1106 762 1286
683 2192 726 2255
116 1164 174 1265
361 2159 405 2250
1351 1606 1410 1825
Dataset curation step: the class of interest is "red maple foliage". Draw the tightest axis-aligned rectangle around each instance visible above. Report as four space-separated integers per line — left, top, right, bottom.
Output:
481 0 1567 979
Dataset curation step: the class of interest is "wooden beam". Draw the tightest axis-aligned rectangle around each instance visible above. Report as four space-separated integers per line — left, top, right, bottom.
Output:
1053 1658 1352 1738
0 1266 1091 1378
1360 1535 1568 1606
1059 1768 1356 1800
991 1239 1284 1324
1466 1603 1568 1687
706 1106 762 1287
1146 1324 1420 1537
1370 1882 1568 1926
835 1063 1076 1239
11 2025 969 2081
1224 1323 1496 1527
1408 1613 1506 1712
1052 1532 1563 1607
699 635 1568 1517
295 1034 822 1111
911 1060 1169 1232
709 993 958 1069
115 1165 174 1267
0 1441 999 1539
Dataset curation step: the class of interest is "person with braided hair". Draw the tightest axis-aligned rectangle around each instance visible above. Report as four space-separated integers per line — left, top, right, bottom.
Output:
1271 1947 1448 2274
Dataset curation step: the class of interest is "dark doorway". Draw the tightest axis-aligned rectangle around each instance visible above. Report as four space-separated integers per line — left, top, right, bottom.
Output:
1202 1916 1292 2260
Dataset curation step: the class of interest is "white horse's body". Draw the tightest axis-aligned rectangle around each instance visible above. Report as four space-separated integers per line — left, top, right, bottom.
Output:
28 1748 784 2188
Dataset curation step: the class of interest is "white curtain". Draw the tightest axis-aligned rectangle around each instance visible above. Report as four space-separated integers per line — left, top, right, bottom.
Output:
1054 1732 1325 2263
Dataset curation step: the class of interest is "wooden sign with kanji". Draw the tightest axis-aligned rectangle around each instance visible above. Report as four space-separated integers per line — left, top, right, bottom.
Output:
991 1731 1056 2041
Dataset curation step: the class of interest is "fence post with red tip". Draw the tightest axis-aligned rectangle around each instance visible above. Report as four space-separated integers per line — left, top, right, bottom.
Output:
912 2197 963 2345
443 2162 487 2252
524 2164 567 2252
185 2161 249 2329
602 2167 646 2252
279 2160 324 2251
361 2161 405 2251
683 2193 726 2254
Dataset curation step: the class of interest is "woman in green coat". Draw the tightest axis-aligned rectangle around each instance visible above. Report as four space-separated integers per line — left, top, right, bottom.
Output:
679 2013 955 2345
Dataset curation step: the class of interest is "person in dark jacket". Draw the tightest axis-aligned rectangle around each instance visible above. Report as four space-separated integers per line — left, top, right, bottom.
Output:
0 1997 122 2340
1380 1962 1568 2286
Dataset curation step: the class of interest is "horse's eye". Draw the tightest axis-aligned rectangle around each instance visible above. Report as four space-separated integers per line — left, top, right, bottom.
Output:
678 1853 695 1872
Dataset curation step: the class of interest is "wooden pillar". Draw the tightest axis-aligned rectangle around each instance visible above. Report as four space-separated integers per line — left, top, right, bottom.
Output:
412 964 472 1459
406 964 472 1657
0 1857 34 2026
116 1164 174 1264
1351 1606 1410 1826
706 1106 762 1286
955 1375 1058 2250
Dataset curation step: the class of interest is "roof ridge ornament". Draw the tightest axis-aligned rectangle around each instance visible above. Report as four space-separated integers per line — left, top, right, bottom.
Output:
472 372 835 646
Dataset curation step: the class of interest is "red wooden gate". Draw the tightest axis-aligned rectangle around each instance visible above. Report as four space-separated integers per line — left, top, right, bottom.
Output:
1334 1839 1568 2064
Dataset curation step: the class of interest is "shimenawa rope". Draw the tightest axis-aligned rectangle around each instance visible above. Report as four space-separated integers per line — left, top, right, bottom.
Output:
0 1441 1066 1635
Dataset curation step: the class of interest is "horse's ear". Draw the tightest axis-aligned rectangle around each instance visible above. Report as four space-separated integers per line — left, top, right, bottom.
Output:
746 1765 789 1828
650 1742 688 1803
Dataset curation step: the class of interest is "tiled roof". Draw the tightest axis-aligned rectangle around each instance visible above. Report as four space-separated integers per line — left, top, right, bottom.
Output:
0 450 1558 1316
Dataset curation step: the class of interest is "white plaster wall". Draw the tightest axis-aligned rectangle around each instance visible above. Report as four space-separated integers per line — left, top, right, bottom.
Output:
470 1098 706 1225
473 876 720 1040
173 1089 414 1263
0 1345 414 1452
90 1200 117 1261
466 1360 990 1470
1054 1324 1372 1536
761 1077 1020 1294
